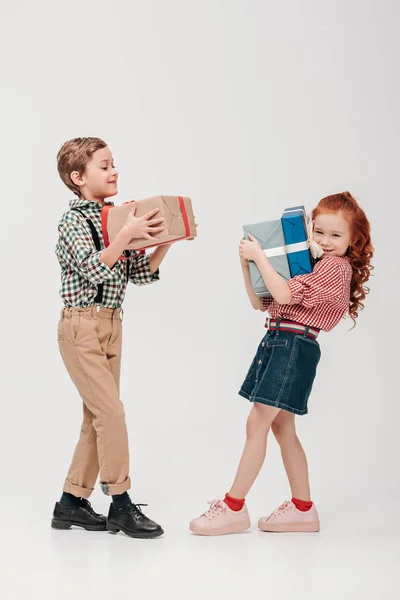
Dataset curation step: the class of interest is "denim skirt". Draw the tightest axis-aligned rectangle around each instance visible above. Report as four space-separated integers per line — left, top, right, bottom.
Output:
239 329 321 415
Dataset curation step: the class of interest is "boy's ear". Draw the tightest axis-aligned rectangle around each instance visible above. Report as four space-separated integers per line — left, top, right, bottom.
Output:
70 171 84 188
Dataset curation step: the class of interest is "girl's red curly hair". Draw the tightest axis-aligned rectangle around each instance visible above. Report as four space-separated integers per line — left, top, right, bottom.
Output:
312 192 374 325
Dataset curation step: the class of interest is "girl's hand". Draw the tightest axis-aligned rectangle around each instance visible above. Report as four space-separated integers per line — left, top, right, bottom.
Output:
239 239 249 267
239 234 263 262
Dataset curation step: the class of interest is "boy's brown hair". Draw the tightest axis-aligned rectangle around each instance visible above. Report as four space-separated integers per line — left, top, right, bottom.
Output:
57 137 107 197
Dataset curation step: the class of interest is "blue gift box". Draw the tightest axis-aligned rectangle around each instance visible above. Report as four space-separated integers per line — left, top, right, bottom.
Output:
281 206 314 277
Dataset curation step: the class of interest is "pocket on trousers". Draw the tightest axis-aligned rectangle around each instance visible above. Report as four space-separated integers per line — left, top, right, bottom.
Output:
61 314 82 344
73 314 100 346
295 335 320 348
266 339 288 347
70 314 81 342
57 319 65 341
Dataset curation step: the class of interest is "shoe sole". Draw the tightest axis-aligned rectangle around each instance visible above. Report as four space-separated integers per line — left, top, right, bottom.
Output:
189 519 251 536
258 520 320 533
51 519 106 531
106 521 164 539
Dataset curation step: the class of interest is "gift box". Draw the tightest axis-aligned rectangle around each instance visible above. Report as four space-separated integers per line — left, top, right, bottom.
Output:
281 205 314 277
243 219 292 298
102 196 197 251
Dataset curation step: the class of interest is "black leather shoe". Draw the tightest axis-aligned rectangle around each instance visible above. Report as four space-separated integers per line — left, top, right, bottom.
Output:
51 499 107 531
107 502 164 538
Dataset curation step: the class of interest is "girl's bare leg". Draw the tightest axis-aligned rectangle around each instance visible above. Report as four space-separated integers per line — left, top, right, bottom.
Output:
271 410 311 500
229 403 281 499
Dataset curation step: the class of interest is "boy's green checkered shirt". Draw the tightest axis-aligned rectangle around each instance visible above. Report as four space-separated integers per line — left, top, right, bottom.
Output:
56 198 160 308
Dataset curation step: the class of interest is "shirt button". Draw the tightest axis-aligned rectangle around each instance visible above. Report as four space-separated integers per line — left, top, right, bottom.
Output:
258 360 262 365
262 342 265 347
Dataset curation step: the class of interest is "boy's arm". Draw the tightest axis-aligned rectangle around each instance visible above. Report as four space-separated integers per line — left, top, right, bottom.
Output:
140 220 197 278
58 218 121 284
149 244 172 274
58 204 165 285
128 244 172 286
129 223 196 285
100 205 164 269
99 229 135 269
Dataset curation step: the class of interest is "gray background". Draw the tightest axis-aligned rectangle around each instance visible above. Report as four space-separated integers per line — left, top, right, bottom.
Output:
0 1 398 599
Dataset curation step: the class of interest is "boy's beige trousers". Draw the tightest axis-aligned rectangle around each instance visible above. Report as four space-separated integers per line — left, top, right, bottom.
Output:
58 306 131 498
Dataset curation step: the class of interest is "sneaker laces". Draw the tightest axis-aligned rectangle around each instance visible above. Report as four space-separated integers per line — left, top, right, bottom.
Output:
270 500 292 518
202 499 227 520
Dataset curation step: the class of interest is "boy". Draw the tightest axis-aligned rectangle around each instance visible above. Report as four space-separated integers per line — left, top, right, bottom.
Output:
53 137 170 538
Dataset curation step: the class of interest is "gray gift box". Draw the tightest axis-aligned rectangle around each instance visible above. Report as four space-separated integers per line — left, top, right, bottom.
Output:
243 219 291 298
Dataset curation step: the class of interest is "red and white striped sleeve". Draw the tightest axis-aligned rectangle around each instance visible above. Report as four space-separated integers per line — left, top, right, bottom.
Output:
287 257 347 309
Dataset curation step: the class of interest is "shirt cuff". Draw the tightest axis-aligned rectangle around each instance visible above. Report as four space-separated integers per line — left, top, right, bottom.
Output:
287 279 305 305
132 253 160 285
261 297 273 312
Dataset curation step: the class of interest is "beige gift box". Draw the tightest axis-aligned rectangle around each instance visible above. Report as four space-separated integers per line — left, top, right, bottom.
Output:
102 195 196 251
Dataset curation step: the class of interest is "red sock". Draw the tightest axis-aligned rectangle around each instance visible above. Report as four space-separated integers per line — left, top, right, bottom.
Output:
292 497 313 512
224 493 245 511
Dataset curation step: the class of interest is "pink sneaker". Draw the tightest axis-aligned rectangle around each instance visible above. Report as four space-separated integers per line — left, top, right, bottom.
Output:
258 500 320 533
190 499 251 536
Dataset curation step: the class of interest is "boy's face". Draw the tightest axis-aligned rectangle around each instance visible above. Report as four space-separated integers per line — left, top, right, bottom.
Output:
313 212 352 257
71 146 118 202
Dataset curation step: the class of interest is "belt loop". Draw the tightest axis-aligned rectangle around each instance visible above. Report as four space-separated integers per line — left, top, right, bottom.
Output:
120 308 123 321
276 318 280 336
303 326 310 338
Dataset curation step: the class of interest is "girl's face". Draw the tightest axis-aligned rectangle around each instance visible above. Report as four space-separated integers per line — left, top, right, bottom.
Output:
313 211 352 257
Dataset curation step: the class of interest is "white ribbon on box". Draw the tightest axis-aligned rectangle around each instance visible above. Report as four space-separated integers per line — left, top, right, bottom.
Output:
263 216 324 260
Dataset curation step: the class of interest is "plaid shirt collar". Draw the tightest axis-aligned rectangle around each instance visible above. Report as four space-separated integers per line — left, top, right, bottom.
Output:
69 198 114 211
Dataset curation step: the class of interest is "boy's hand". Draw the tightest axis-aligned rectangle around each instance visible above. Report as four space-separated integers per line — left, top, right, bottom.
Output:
121 202 165 241
187 219 198 241
239 234 263 262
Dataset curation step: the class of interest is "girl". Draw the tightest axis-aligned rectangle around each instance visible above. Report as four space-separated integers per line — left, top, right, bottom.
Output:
190 192 373 535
